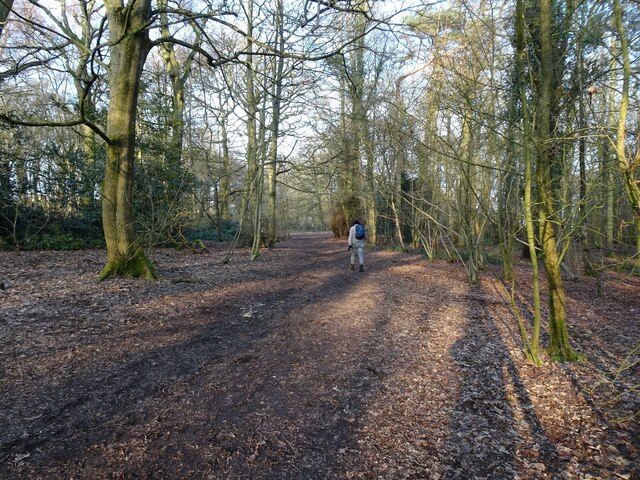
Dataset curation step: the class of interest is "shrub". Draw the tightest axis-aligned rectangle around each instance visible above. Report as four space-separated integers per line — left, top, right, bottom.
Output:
184 219 239 243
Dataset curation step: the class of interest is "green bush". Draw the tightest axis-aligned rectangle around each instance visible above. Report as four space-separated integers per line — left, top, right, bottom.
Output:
24 232 103 250
184 220 238 243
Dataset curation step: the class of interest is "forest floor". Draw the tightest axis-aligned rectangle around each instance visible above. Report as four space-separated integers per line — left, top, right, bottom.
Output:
0 232 638 480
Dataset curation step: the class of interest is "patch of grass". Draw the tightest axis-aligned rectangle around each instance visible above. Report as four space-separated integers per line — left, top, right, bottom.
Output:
617 261 640 276
485 253 503 265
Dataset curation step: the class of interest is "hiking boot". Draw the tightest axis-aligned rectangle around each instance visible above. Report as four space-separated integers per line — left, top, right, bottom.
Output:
350 263 355 271
359 265 364 272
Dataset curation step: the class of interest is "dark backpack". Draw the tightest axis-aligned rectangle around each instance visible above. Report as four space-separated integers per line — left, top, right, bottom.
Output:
355 223 366 240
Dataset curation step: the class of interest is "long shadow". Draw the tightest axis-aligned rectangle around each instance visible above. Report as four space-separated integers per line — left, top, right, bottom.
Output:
0 232 419 478
552 277 640 462
1 234 345 364
508 266 638 438
444 283 559 479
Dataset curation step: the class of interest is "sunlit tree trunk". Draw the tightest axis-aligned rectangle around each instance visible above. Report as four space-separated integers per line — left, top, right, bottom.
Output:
349 12 365 206
160 7 183 171
337 62 357 229
391 81 407 250
603 47 617 250
157 2 203 245
100 0 156 280
613 0 640 262
391 149 406 251
313 171 325 229
495 60 518 281
516 0 542 365
535 0 577 360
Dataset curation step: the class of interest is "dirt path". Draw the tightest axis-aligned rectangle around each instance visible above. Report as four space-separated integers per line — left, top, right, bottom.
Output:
1 232 638 479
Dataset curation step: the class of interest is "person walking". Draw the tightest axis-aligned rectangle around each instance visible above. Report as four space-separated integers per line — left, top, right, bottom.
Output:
348 219 366 272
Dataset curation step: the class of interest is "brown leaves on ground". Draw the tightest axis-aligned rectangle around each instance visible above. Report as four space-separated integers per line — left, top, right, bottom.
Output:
0 232 638 479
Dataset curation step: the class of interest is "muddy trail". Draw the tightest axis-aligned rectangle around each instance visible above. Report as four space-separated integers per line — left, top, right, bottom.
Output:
1 232 638 479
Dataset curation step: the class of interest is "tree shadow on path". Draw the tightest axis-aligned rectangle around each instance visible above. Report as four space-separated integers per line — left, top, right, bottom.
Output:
1 232 422 479
444 284 559 479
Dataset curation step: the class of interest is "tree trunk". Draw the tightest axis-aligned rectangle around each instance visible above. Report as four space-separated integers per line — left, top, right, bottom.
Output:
603 41 617 251
358 1 377 245
70 5 99 210
313 173 325 229
158 3 201 243
266 0 285 248
516 0 541 365
500 84 518 282
364 127 377 245
518 0 541 365
218 90 231 222
100 0 156 280
613 0 640 262
576 41 595 276
459 108 482 283
240 0 261 256
418 68 442 257
536 0 577 360
252 91 268 260
337 5 368 226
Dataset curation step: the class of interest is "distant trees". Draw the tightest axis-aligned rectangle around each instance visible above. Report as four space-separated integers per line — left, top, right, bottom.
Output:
0 0 375 273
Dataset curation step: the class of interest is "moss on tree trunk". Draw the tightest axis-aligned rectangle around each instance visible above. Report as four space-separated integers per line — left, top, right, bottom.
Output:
99 249 157 281
542 250 579 361
99 0 156 280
